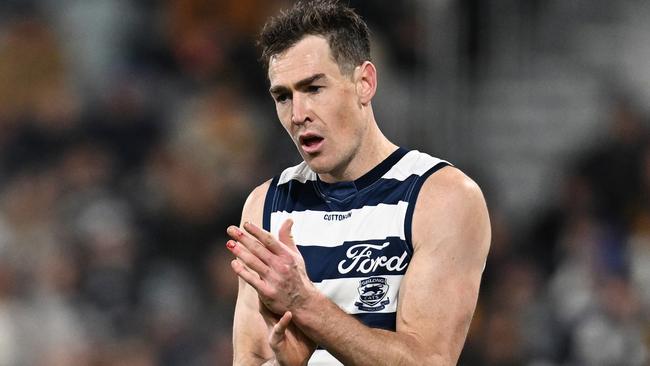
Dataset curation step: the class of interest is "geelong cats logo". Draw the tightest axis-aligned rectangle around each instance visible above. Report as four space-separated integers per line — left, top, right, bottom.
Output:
355 277 390 311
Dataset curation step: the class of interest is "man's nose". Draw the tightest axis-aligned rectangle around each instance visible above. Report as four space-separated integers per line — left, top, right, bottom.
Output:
291 94 309 125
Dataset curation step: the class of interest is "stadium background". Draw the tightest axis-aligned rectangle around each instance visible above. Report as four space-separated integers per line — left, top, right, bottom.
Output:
0 0 649 364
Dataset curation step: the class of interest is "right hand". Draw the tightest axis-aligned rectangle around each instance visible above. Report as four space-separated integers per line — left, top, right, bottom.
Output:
260 302 316 366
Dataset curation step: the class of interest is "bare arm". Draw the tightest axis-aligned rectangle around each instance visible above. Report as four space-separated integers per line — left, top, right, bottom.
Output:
229 167 491 365
232 181 316 366
232 181 274 365
397 167 491 363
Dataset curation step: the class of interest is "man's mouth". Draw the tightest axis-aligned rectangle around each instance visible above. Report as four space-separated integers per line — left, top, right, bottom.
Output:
299 134 324 154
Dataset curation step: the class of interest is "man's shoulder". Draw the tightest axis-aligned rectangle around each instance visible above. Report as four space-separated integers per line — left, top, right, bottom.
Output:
242 161 315 218
240 180 273 226
417 165 484 211
422 164 477 192
412 165 489 251
246 179 273 206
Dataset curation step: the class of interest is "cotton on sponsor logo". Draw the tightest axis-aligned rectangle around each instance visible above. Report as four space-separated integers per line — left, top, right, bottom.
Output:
323 212 352 221
337 242 408 274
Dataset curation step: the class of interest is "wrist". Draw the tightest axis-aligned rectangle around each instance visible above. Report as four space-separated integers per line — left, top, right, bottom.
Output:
291 288 327 326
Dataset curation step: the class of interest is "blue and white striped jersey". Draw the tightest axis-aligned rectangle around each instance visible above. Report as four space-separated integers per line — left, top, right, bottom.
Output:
262 147 450 365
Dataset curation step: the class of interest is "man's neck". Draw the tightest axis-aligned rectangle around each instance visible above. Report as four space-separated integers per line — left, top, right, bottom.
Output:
318 127 397 183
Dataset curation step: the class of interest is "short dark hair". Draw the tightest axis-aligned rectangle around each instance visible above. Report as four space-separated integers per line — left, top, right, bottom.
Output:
258 0 371 75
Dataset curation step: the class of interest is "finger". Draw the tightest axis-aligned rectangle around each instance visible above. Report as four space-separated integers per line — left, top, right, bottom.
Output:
274 311 292 335
226 240 270 278
270 311 293 346
243 221 288 256
227 225 275 264
231 259 266 292
278 219 299 252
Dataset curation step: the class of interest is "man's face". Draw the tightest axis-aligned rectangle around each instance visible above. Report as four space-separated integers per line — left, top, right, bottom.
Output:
268 35 366 178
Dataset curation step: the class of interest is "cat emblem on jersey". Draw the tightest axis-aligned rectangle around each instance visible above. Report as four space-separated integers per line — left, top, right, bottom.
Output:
355 277 390 311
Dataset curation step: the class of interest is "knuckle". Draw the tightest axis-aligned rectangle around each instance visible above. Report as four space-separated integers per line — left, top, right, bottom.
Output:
277 263 291 275
255 243 269 258
259 285 271 297
273 324 283 335
262 266 272 277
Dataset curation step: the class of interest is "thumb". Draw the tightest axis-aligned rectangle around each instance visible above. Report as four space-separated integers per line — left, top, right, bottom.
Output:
278 219 298 251
269 311 293 348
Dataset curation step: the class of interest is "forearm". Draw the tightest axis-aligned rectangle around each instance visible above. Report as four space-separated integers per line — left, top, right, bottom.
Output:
292 294 449 366
232 301 274 365
232 332 272 366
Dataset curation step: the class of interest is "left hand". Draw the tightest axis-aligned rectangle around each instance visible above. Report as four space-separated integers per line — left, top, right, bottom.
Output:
226 219 317 315
260 305 316 366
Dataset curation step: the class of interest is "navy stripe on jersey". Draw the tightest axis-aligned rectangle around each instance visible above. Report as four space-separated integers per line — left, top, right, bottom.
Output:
297 237 410 282
350 147 408 190
271 174 430 213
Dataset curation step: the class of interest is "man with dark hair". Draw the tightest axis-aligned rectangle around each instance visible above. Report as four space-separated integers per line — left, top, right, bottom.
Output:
226 0 490 365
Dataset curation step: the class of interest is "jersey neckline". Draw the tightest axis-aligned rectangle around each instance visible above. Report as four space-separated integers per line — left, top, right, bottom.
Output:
316 147 408 201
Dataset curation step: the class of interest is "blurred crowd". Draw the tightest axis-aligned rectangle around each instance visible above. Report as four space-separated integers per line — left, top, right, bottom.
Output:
0 1 648 365
461 97 650 365
0 0 420 365
0 0 283 364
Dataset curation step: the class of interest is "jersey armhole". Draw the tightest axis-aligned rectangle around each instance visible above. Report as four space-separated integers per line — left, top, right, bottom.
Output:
262 176 280 231
404 162 451 252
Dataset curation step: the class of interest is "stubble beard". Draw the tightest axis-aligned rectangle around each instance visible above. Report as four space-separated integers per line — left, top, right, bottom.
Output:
310 140 360 182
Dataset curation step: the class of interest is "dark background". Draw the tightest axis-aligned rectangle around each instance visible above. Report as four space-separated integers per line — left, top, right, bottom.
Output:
0 0 648 364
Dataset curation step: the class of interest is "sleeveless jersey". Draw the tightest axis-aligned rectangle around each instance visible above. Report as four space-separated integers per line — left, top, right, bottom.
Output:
262 147 449 365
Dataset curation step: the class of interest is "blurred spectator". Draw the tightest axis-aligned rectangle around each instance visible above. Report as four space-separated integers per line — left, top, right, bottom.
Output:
576 98 647 224
0 244 23 365
571 275 647 365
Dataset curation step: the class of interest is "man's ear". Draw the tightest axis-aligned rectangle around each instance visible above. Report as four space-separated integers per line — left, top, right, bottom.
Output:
354 61 377 105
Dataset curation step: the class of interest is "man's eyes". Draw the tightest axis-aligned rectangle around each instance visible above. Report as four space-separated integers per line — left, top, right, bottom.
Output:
274 86 323 103
307 85 323 93
275 94 290 103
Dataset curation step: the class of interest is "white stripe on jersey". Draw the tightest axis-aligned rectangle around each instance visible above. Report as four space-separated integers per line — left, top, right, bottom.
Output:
382 150 448 180
277 150 448 186
278 161 317 184
313 274 402 314
270 201 408 246
309 350 344 365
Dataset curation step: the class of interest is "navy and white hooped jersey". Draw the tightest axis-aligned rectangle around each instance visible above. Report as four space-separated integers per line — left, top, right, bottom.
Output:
263 147 450 365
